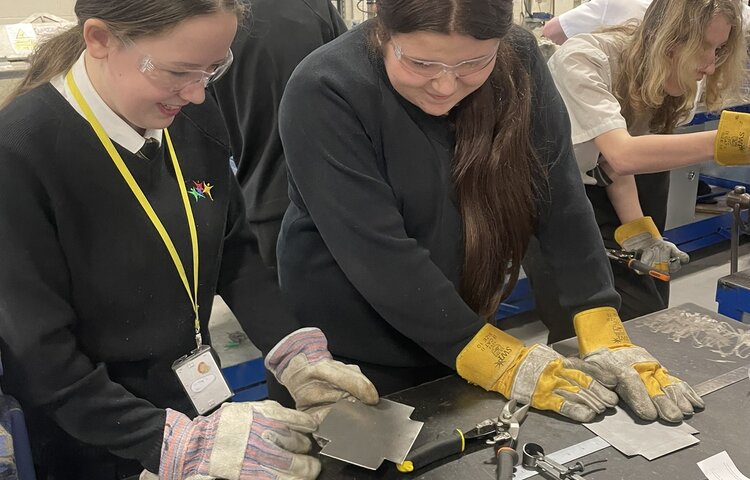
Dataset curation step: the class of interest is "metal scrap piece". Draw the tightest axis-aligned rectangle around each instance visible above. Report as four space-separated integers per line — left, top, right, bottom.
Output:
315 398 424 470
584 406 698 460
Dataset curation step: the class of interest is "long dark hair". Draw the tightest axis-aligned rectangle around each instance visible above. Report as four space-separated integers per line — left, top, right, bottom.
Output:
373 0 543 318
3 0 246 108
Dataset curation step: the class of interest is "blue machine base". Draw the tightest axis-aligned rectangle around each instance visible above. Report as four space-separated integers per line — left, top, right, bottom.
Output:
222 357 269 402
715 283 749 322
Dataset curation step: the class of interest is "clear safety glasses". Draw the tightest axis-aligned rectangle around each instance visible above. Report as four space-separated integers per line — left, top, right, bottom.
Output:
138 48 234 92
392 40 499 79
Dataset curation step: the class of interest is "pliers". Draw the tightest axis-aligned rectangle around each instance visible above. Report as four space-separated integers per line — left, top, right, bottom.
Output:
397 399 530 473
606 249 671 282
494 400 530 480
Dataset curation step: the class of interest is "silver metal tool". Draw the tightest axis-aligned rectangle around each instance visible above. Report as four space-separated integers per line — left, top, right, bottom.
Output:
493 400 531 480
315 398 424 470
520 442 600 480
693 364 750 396
726 185 750 274
513 437 610 480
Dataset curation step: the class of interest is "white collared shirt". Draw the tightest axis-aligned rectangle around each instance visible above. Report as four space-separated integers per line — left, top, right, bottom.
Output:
51 52 162 154
559 0 750 39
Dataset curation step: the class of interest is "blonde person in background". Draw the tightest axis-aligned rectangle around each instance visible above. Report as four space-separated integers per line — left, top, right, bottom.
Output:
542 0 750 45
525 0 749 347
0 0 377 478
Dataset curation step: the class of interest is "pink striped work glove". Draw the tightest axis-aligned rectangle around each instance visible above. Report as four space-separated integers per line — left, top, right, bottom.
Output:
265 328 379 423
159 401 319 479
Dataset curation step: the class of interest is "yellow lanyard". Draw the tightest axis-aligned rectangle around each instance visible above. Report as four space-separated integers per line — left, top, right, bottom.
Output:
66 71 202 348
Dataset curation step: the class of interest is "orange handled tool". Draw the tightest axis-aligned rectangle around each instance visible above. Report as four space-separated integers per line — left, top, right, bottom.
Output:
606 249 670 282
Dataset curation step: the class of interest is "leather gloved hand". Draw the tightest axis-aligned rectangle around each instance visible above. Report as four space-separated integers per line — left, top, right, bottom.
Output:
574 307 705 423
615 216 689 273
0 425 15 478
456 324 618 422
715 110 750 165
265 327 379 423
159 401 320 480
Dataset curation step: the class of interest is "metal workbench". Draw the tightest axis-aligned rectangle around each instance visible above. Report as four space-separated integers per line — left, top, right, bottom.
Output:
319 303 750 479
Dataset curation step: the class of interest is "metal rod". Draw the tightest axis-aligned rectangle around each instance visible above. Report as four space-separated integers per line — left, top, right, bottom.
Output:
732 203 740 274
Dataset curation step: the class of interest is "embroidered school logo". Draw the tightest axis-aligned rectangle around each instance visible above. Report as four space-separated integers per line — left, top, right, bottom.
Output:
187 180 214 202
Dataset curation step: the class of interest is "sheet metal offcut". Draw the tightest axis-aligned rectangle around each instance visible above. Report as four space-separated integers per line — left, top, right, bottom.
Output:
315 398 424 470
584 406 698 460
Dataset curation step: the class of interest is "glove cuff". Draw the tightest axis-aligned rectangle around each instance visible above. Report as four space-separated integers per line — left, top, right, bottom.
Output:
160 409 194 480
456 323 525 392
573 307 632 355
265 327 332 377
715 110 750 166
614 216 660 246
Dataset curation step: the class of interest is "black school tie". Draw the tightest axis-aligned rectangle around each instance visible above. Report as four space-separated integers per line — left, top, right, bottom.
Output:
136 138 160 161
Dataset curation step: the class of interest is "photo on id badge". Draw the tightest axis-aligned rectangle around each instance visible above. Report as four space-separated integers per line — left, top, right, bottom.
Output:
172 345 233 414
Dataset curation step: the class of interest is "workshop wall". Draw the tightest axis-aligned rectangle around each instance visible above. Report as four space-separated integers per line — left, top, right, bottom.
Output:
0 0 75 23
336 0 580 28
0 0 581 27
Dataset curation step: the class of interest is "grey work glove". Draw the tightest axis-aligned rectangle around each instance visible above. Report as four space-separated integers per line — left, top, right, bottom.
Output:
265 328 379 423
456 324 618 423
507 344 621 422
159 401 320 480
0 425 15 478
615 216 689 273
583 346 705 422
574 307 705 423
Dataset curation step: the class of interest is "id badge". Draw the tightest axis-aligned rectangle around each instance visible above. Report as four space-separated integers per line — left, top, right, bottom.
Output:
172 345 233 415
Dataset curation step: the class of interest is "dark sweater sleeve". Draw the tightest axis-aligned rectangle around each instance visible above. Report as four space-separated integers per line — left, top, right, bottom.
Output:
326 0 348 37
279 57 485 367
524 32 621 314
216 172 301 354
0 128 164 472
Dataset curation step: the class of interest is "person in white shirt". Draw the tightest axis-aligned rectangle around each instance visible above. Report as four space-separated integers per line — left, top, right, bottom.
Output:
543 0 655 44
543 0 750 45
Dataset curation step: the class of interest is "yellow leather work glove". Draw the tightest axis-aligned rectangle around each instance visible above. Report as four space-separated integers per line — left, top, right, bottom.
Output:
615 217 689 274
456 324 618 422
574 307 705 423
715 110 750 166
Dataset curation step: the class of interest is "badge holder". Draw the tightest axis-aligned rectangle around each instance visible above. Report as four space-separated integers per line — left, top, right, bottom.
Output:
172 344 233 415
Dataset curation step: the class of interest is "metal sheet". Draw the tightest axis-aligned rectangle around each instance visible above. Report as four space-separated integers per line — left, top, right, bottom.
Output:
584 407 698 460
315 398 424 470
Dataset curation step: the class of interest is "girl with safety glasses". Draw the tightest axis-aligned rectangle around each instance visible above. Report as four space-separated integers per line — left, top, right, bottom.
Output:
274 0 703 432
0 1 376 478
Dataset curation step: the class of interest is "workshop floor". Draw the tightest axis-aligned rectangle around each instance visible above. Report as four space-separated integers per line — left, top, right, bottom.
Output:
208 241 750 367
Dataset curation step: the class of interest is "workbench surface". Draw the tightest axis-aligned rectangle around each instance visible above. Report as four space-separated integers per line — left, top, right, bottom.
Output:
319 303 750 479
